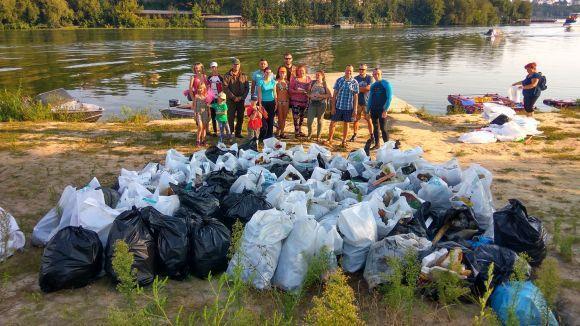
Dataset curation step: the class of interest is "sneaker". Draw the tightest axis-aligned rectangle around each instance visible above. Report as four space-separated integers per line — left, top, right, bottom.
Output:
364 138 373 156
349 134 357 142
394 140 401 149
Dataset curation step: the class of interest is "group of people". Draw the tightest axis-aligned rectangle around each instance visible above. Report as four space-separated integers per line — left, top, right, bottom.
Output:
187 53 393 149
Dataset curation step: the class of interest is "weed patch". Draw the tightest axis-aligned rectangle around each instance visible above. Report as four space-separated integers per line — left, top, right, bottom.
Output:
559 236 574 262
380 250 421 324
0 88 52 122
534 257 561 308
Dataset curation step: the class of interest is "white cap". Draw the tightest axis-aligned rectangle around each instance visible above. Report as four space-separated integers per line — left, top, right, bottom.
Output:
210 61 218 68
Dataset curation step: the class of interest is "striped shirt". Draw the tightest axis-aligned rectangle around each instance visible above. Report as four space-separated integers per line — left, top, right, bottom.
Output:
333 77 359 111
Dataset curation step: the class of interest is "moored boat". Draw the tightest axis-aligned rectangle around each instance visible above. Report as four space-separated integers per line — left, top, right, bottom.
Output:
447 93 523 114
160 104 195 119
543 98 579 109
35 89 104 122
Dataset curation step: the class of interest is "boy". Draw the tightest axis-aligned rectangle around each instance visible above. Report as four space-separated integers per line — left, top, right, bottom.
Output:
211 92 232 143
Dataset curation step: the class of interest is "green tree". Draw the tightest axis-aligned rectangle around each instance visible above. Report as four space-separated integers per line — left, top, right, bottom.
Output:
68 0 103 27
412 0 445 25
37 0 73 27
0 0 18 27
110 0 141 27
15 0 40 25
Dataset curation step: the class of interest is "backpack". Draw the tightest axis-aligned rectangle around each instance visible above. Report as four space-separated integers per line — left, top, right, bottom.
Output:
537 73 547 91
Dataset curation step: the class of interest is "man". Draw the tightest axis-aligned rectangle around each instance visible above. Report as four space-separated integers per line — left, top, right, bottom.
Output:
328 65 359 148
208 61 223 136
367 68 393 149
351 63 373 143
251 58 268 98
282 52 296 82
223 58 250 138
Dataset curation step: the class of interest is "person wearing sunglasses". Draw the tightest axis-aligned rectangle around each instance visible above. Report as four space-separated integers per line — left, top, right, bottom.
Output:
351 63 373 143
282 53 296 82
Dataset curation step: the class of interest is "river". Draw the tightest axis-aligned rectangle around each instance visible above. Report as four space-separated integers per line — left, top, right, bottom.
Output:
0 24 578 116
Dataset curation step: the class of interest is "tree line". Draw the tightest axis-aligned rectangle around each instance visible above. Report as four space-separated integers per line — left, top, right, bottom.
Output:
531 2 580 19
0 0 534 30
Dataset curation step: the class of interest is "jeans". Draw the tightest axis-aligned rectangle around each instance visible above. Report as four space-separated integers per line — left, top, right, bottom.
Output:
218 121 231 143
227 100 245 136
210 105 217 134
291 105 307 134
523 94 540 113
370 110 388 144
259 101 276 140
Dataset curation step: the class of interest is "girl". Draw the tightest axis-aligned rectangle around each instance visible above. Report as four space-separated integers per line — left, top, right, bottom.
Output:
192 83 211 146
257 66 277 140
189 62 209 102
276 66 290 139
246 97 263 140
307 70 332 142
289 64 311 138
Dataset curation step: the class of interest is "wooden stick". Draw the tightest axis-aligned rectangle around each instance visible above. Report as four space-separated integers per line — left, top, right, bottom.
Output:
432 223 450 245
372 172 396 187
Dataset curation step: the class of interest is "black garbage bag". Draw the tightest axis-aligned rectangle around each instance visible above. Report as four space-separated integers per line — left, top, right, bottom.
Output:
317 153 327 169
388 214 428 238
105 207 156 286
205 146 236 164
428 205 482 242
490 114 510 126
171 184 220 220
268 162 290 177
238 138 258 152
221 190 272 228
39 226 103 293
203 168 238 201
465 244 528 294
97 187 120 208
143 207 189 280
189 218 231 278
493 199 547 267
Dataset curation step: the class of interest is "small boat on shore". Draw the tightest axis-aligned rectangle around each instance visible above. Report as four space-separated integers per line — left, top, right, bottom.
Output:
543 98 579 109
447 94 523 114
160 104 194 119
35 89 104 122
484 28 502 38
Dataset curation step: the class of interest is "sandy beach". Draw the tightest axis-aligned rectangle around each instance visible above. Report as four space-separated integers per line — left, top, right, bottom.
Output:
0 108 578 324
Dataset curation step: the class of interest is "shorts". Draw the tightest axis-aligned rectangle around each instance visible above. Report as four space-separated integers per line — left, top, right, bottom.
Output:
523 95 539 113
356 105 369 120
331 109 354 122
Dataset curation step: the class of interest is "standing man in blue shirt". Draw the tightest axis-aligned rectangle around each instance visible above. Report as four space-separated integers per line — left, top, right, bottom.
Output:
327 65 359 148
351 63 373 143
251 58 269 98
367 68 393 149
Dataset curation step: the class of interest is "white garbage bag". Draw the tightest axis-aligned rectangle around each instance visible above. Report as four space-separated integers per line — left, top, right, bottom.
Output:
484 121 527 142
482 102 517 122
165 149 190 176
417 176 452 213
0 207 25 261
452 164 494 232
459 130 497 144
272 217 318 291
77 197 122 247
338 203 377 272
347 148 370 175
32 185 76 246
507 85 522 104
328 155 348 171
364 233 432 289
512 116 542 136
263 137 286 153
227 209 294 289
277 165 306 184
377 142 424 169
157 171 180 196
230 174 258 194
308 143 332 162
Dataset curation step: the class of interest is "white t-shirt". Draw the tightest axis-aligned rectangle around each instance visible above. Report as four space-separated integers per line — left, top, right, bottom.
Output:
208 75 222 94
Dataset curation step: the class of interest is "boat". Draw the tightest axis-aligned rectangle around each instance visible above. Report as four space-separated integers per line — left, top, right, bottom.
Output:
160 104 195 119
543 98 579 109
35 89 104 122
333 17 355 29
447 94 523 114
484 28 502 38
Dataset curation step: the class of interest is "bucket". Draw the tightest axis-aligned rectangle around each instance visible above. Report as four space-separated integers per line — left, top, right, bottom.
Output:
169 99 180 107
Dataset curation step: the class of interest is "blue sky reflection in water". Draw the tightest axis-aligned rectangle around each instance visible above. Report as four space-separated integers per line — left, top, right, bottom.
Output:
0 24 578 116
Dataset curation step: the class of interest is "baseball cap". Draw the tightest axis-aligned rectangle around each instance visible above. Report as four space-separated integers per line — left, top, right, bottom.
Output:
231 58 240 65
218 92 227 100
210 61 218 68
251 95 258 101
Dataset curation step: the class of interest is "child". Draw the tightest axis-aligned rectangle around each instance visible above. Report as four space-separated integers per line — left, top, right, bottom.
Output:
211 92 231 143
192 83 211 146
246 96 264 140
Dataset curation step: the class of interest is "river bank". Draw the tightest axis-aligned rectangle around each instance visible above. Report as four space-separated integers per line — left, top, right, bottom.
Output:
0 109 578 324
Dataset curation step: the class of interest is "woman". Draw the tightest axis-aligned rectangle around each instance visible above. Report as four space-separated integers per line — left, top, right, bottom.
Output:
189 62 209 101
276 66 290 139
512 62 542 117
257 66 277 140
307 70 331 142
289 64 311 138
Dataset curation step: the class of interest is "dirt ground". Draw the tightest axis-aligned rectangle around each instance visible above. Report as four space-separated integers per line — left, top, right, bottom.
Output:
0 110 578 325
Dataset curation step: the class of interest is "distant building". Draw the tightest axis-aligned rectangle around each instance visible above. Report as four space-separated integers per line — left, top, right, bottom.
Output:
203 15 246 28
138 10 193 18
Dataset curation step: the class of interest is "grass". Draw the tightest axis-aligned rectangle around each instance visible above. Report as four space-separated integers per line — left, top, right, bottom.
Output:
0 88 52 122
534 257 561 308
559 108 579 119
380 250 421 324
415 108 445 124
559 236 574 262
498 167 517 174
107 106 153 124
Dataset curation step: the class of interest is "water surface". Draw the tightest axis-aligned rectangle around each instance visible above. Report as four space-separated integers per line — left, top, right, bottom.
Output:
0 24 578 116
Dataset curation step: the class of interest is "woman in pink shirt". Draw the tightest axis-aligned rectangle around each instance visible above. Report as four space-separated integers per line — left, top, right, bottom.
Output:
289 64 311 138
188 62 209 102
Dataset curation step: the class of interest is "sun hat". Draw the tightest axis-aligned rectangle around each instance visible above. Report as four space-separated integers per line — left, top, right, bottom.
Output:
218 92 227 100
210 61 218 68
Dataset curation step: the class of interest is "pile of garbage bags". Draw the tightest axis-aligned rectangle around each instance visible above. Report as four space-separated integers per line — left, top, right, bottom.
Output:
459 102 543 144
28 138 555 324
